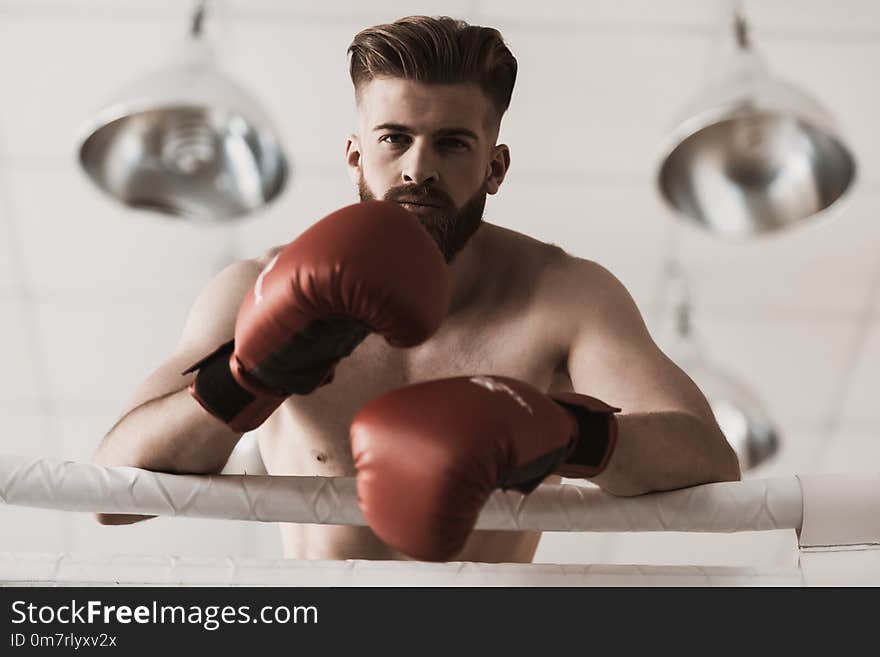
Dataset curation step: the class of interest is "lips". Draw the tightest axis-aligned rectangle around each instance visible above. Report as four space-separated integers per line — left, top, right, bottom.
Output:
395 199 453 214
396 200 441 208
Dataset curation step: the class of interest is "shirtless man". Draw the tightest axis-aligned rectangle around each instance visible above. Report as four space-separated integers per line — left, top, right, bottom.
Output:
93 15 740 563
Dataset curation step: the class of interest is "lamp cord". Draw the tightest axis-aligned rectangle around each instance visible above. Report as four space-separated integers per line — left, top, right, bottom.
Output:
191 0 208 38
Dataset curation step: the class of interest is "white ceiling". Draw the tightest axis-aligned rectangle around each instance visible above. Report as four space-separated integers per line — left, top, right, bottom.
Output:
0 0 879 558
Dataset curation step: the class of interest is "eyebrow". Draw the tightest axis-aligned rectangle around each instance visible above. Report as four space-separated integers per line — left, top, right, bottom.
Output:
372 123 479 141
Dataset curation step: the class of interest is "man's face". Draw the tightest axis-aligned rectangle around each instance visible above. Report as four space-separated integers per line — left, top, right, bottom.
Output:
346 78 509 262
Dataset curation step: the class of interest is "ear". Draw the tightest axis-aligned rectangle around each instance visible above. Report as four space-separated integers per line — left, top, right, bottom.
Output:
345 134 362 186
486 144 510 195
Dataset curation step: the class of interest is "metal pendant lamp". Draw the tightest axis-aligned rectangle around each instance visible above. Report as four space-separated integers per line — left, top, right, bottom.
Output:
656 1 856 237
77 0 289 222
660 262 780 472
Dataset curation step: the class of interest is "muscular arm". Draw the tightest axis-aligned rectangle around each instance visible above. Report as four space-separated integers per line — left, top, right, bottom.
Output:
92 255 273 524
561 259 741 496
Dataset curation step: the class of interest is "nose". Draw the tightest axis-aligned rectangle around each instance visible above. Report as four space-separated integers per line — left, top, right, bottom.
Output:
401 140 439 186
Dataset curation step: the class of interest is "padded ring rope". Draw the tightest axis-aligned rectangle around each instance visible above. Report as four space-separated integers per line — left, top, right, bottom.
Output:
0 455 804 533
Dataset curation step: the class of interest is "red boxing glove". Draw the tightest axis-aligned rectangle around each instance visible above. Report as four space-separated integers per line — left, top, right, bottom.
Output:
186 201 449 432
350 375 619 561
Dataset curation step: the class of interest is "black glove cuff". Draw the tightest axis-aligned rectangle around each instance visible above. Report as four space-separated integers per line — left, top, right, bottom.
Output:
552 395 620 479
184 340 257 425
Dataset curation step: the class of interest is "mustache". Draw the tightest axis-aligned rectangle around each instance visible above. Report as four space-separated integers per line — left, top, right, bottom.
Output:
384 185 454 209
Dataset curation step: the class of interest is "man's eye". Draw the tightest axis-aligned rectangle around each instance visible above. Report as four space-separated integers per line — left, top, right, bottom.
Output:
439 137 468 150
379 134 410 146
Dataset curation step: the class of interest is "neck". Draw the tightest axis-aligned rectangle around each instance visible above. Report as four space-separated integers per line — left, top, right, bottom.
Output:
445 223 492 315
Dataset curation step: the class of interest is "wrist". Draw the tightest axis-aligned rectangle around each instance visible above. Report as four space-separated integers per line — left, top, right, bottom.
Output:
185 340 287 433
551 393 620 479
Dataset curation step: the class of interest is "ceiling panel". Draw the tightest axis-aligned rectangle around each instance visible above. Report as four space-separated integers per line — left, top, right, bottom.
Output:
220 21 362 172
838 318 880 424
0 188 21 293
0 0 479 24
33 297 192 406
0 301 43 402
1 413 53 461
5 164 237 296
0 12 181 161
476 0 719 29
485 174 672 312
745 0 880 34
681 312 859 428
748 426 829 477
232 172 358 259
226 0 477 21
484 25 710 180
479 0 880 35
45 411 118 462
675 189 880 316
0 1 185 15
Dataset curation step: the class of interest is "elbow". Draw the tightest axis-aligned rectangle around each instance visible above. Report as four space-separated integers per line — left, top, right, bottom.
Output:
721 446 743 483
93 512 156 525
684 414 743 486
94 512 131 525
711 427 743 484
91 446 155 525
91 442 151 472
94 512 123 526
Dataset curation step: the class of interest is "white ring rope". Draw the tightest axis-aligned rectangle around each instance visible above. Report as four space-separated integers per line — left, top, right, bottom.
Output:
0 455 805 533
0 552 805 587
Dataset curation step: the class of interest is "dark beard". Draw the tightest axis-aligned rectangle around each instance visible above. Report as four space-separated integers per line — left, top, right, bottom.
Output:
358 178 486 264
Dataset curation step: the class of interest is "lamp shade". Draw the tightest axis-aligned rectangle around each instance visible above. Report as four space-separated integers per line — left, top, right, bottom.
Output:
656 22 855 237
77 38 289 222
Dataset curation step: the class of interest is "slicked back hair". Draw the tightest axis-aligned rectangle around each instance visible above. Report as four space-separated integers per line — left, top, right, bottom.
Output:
348 15 518 124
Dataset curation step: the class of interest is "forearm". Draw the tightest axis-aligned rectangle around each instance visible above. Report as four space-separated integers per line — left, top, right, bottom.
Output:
92 388 243 524
589 410 741 497
95 388 242 473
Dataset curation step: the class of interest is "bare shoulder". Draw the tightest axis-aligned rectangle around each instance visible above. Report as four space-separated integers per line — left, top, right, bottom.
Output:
481 224 632 307
175 247 281 352
521 244 646 347
481 223 567 282
209 245 283 299
485 222 561 253
544 253 629 301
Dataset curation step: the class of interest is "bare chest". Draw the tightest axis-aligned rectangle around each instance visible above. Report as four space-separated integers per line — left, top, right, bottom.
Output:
257 309 564 476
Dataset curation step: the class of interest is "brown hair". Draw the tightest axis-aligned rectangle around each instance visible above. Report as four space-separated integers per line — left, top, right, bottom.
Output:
348 15 518 121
